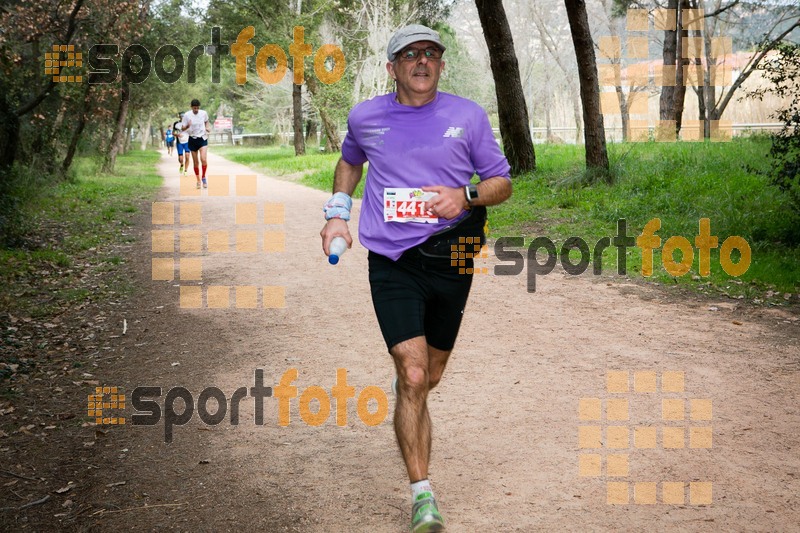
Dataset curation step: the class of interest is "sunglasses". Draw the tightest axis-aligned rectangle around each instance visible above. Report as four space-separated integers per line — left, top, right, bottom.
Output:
397 47 443 61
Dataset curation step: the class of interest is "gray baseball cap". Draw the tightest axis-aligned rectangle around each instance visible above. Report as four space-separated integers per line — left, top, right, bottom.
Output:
387 24 446 61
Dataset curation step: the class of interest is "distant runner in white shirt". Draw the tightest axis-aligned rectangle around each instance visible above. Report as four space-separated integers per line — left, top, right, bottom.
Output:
174 116 190 177
181 98 211 189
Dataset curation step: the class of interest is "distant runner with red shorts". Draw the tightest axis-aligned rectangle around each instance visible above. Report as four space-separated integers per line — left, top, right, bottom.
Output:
181 99 210 189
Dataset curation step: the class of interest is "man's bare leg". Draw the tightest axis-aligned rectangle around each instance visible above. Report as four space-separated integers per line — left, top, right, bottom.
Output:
199 145 208 186
191 150 200 185
392 336 451 531
391 336 431 482
427 345 452 392
391 338 454 481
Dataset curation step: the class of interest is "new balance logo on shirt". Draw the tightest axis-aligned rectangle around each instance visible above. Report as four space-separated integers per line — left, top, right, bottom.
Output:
443 127 464 138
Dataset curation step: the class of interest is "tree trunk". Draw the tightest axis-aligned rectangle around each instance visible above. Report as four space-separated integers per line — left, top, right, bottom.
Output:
352 49 364 105
292 83 305 155
659 0 679 121
697 85 708 137
52 103 67 137
616 86 629 142
672 0 690 136
62 84 92 174
544 67 552 140
571 84 583 144
122 128 129 154
545 100 552 141
305 75 341 152
31 102 56 174
320 108 341 152
475 0 536 175
102 83 130 172
564 0 609 170
0 81 19 172
123 111 134 154
140 114 152 150
701 13 714 139
305 118 316 143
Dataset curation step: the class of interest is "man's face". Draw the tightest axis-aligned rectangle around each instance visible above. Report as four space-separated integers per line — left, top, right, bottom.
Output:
191 105 199 114
387 40 444 96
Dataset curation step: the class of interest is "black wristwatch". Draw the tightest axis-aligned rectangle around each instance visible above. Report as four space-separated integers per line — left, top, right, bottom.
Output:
465 184 479 206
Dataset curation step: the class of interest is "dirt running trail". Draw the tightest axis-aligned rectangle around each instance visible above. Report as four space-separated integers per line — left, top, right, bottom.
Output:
89 149 799 532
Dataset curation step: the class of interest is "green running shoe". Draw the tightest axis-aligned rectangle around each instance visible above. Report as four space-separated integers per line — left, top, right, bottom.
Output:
411 492 444 532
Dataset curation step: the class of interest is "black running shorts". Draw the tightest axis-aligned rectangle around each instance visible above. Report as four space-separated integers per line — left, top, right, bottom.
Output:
368 207 487 352
368 247 474 353
188 136 208 152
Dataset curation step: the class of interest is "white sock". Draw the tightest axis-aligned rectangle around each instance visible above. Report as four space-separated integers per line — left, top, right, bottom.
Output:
411 479 433 501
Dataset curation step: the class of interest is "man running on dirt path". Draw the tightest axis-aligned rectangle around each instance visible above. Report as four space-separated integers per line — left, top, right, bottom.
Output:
174 115 190 177
181 99 211 189
320 24 512 532
165 125 175 156
172 113 191 177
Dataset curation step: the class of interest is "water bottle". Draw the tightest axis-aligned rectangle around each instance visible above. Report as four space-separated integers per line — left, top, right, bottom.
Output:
328 236 348 265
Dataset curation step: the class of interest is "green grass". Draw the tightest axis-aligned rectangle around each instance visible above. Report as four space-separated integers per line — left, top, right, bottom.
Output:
214 145 366 197
0 150 162 318
215 145 338 175
217 138 799 300
490 138 800 297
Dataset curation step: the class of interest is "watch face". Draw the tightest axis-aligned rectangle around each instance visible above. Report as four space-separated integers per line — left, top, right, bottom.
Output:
469 185 478 199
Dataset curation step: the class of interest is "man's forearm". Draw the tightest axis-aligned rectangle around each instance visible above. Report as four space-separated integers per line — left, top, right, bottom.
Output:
333 158 364 196
472 176 512 207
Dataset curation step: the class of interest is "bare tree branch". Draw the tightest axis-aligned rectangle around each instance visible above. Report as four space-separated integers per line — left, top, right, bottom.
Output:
714 18 800 117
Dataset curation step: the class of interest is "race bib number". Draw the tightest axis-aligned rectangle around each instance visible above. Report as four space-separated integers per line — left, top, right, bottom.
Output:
384 188 438 223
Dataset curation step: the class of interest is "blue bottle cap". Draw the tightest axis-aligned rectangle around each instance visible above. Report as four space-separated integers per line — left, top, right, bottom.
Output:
328 254 340 265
